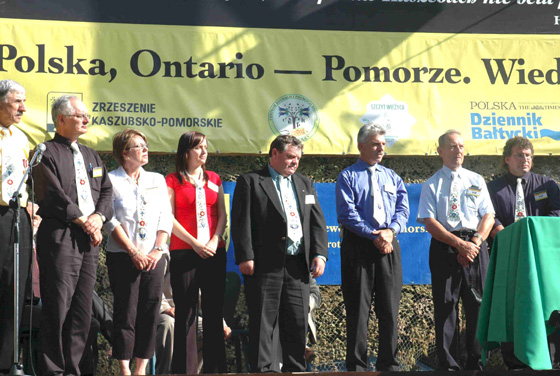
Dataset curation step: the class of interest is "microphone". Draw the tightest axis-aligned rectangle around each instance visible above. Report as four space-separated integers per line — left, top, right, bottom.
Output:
35 143 46 163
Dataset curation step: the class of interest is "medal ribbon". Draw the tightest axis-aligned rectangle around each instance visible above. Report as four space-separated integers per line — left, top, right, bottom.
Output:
187 171 210 244
447 171 461 228
280 176 303 243
71 143 95 216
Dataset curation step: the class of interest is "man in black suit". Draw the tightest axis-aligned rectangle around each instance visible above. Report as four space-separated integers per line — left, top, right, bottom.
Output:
231 135 328 373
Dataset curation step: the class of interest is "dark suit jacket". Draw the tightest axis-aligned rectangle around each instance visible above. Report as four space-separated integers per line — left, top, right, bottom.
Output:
231 166 328 275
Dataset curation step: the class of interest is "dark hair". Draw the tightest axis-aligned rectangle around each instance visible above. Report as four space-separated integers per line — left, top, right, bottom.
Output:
112 129 147 166
268 135 303 157
502 136 534 170
175 131 207 184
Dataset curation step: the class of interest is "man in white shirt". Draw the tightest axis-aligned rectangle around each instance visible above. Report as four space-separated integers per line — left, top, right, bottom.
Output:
417 130 494 370
0 79 32 374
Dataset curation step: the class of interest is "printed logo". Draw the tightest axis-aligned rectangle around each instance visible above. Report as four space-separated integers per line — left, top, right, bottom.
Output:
46 92 84 132
360 94 416 148
268 94 320 142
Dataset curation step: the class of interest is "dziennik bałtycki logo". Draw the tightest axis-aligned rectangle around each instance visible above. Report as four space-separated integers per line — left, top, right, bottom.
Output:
268 94 320 142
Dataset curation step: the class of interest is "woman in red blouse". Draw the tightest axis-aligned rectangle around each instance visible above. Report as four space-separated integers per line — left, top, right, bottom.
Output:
166 131 227 373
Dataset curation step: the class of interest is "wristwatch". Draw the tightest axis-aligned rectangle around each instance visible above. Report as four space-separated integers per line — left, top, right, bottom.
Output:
154 246 164 252
389 228 397 237
472 232 483 242
216 234 224 241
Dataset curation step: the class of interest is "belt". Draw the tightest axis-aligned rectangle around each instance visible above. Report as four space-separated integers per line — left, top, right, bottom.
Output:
451 229 475 239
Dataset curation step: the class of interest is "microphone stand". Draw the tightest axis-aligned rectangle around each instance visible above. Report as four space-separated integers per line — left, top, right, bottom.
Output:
8 147 42 376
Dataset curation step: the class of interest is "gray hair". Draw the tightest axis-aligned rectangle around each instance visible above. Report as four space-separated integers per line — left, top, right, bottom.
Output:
0 80 25 103
438 129 462 148
51 95 80 127
357 122 386 144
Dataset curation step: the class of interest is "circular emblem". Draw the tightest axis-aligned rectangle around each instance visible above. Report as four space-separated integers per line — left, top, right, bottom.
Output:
290 212 296 217
199 211 205 217
80 179 86 185
268 94 319 142
518 212 523 216
7 179 13 185
452 205 457 210
140 221 145 226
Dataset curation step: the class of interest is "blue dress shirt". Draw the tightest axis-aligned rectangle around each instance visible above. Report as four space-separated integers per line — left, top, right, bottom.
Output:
336 158 409 240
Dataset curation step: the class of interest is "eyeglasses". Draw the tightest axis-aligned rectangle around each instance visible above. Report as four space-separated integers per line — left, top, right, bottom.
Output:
63 113 90 120
512 153 533 160
126 143 149 151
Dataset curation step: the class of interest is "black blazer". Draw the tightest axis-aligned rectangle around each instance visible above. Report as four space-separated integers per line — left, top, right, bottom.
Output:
231 166 328 275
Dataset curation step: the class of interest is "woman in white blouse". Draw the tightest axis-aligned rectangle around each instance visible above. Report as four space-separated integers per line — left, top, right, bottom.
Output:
104 129 173 375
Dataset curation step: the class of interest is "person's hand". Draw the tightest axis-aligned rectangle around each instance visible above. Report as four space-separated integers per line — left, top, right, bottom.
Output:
224 324 232 340
456 238 479 262
145 248 164 271
83 213 104 236
239 260 254 276
457 253 470 267
130 251 149 270
192 240 215 259
205 236 220 253
163 307 175 318
373 229 394 254
90 230 103 246
311 257 326 278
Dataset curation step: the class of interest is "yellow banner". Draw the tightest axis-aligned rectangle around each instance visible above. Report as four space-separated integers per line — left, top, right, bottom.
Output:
1 18 559 155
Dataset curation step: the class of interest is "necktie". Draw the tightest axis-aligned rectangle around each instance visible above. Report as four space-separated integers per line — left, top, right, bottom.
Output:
1 128 19 203
369 166 386 226
279 176 303 242
71 143 95 216
515 178 526 222
188 172 210 244
447 171 461 228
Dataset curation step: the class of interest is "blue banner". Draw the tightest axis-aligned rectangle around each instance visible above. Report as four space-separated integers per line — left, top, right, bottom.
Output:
224 182 432 285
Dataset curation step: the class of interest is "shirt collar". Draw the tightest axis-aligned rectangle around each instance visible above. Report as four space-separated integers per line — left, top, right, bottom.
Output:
357 158 380 172
117 165 145 184
442 165 463 180
268 164 291 182
0 125 12 137
505 171 531 184
54 132 75 147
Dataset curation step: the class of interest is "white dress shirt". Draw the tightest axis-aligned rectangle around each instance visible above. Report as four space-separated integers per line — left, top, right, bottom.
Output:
417 165 494 231
0 125 30 206
105 166 173 254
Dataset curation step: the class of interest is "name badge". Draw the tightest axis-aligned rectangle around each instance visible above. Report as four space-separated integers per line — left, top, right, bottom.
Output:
305 194 316 204
534 190 548 201
208 181 219 193
92 167 103 178
384 184 396 194
467 186 481 197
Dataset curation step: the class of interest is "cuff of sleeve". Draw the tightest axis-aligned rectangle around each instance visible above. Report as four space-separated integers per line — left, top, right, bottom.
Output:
314 255 327 262
104 218 120 234
388 223 401 235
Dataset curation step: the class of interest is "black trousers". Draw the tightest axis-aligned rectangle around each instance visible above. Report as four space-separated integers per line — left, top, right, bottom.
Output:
429 236 489 371
170 248 226 374
106 252 165 360
341 231 402 372
37 222 98 376
0 206 32 371
244 254 310 373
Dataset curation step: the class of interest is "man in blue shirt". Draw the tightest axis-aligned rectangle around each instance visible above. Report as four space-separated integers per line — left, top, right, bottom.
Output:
335 123 409 372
